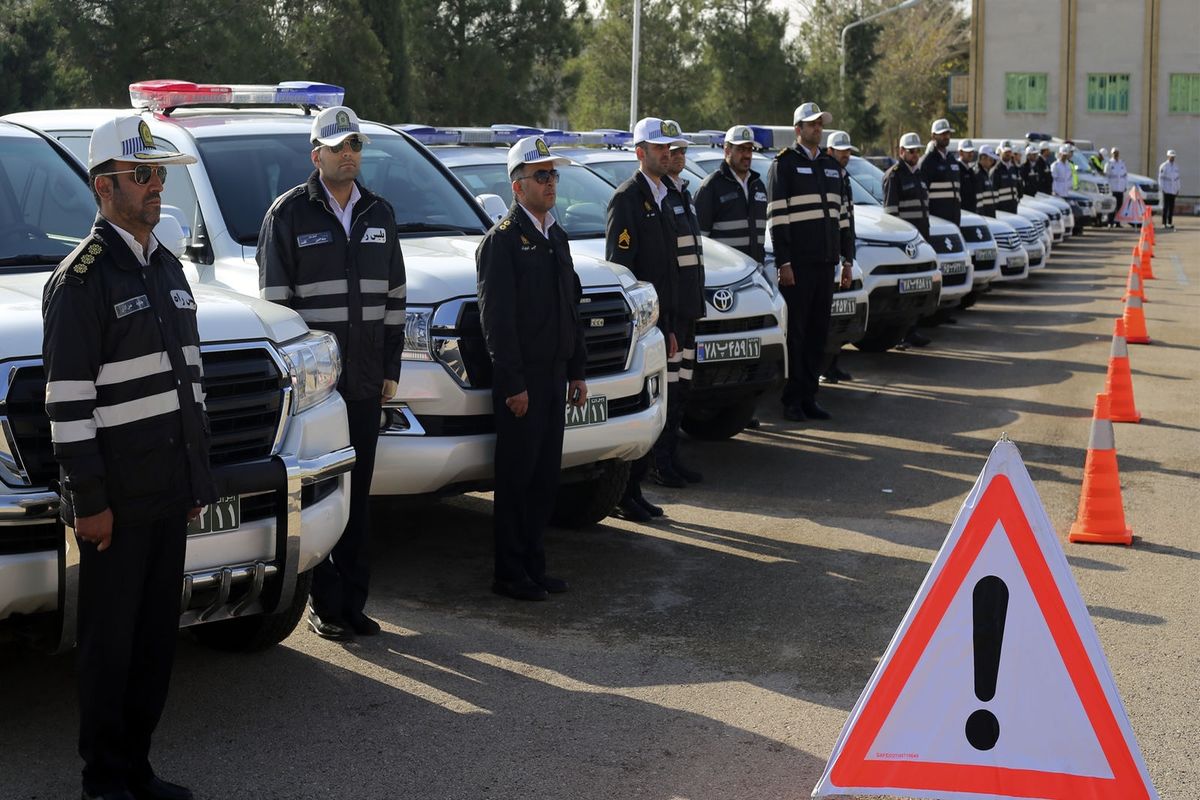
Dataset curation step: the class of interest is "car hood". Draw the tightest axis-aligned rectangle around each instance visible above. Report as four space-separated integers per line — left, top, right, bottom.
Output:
997 211 1033 230
854 204 922 239
570 235 757 288
0 270 309 360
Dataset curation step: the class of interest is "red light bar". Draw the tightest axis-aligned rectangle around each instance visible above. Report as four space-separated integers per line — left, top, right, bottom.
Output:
129 80 233 111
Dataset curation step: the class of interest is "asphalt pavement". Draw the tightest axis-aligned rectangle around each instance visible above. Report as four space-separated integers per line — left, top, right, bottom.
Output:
2 218 1196 800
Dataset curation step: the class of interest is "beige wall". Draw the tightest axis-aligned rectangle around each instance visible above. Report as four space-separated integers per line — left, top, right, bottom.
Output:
978 0 1061 139
1154 0 1200 196
1073 0 1148 173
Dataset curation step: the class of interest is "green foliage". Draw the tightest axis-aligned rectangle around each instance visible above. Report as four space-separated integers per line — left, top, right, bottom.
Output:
0 0 76 113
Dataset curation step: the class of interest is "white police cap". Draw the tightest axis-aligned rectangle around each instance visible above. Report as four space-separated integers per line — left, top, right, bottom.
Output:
633 117 686 146
506 136 570 177
827 131 858 152
931 118 954 135
978 144 999 159
663 120 689 150
1167 149 1176 157
724 125 756 146
311 106 371 147
898 132 922 150
88 114 197 170
793 102 833 126
957 138 976 152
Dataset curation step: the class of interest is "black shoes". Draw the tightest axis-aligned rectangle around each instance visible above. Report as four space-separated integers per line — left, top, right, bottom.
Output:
348 612 382 636
307 610 353 641
801 401 832 420
535 575 569 594
634 494 664 517
672 460 703 483
614 495 652 522
492 578 549 601
782 404 807 422
650 463 688 488
904 330 931 347
129 776 193 800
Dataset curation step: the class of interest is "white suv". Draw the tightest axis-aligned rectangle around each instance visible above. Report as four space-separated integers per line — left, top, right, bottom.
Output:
0 118 354 653
8 82 666 528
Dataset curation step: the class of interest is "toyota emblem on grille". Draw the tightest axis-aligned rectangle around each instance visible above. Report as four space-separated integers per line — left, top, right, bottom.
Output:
712 288 735 312
904 240 919 259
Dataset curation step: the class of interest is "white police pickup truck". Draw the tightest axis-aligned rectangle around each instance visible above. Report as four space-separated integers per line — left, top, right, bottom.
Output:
0 118 355 653
8 82 666 528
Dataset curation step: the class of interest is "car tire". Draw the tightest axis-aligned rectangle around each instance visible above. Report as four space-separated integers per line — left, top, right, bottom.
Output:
190 570 313 652
681 395 758 441
550 459 632 528
853 324 907 353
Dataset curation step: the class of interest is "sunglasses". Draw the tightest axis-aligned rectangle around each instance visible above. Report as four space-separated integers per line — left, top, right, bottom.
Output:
96 165 169 185
517 169 559 185
326 137 364 153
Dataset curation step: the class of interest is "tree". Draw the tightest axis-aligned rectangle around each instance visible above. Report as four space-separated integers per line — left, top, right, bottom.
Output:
794 0 883 149
0 0 79 114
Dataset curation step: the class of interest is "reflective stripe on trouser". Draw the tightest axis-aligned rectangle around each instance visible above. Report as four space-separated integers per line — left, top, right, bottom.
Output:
653 318 697 470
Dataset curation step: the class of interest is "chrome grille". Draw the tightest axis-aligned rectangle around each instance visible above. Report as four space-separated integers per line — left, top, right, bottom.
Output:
993 231 1021 249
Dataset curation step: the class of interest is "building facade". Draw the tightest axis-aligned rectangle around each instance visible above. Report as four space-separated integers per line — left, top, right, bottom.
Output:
969 0 1199 197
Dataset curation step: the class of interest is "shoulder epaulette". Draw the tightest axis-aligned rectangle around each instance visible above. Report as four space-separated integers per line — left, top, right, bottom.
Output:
67 240 104 282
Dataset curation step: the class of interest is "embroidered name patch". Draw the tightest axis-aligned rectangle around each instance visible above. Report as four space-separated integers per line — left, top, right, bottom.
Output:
796 167 813 174
114 295 151 319
719 191 737 203
170 290 196 310
754 191 767 202
825 168 841 179
361 227 387 244
297 231 332 248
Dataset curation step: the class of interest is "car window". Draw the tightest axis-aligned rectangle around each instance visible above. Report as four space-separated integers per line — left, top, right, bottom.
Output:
848 175 879 205
847 158 886 203
449 162 610 238
195 132 487 245
0 135 95 267
584 157 707 189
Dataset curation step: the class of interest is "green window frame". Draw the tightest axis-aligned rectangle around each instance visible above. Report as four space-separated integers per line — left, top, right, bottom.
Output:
1005 73 1048 113
1086 73 1130 113
1168 74 1200 114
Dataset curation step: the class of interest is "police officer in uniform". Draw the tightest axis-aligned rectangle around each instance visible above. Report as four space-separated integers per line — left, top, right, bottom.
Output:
656 123 706 486
1104 147 1128 227
694 124 768 264
1020 145 1041 197
991 144 1021 213
476 136 587 600
918 119 962 228
957 139 978 213
883 132 932 349
44 114 217 800
1158 149 1180 229
606 117 684 521
258 106 407 639
1051 145 1075 198
972 144 1000 216
767 102 853 420
821 130 858 384
1036 142 1054 195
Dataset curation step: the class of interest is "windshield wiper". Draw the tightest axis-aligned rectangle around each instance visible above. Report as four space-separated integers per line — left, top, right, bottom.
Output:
0 254 64 267
395 222 479 235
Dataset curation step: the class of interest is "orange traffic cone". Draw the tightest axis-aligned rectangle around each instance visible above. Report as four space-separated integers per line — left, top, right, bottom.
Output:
1136 243 1157 280
1123 293 1151 344
1144 213 1156 245
1138 224 1155 258
1105 319 1141 423
1069 393 1132 545
1123 260 1148 303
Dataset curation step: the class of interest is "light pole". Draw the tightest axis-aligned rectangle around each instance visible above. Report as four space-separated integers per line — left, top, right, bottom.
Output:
630 0 641 132
840 0 921 93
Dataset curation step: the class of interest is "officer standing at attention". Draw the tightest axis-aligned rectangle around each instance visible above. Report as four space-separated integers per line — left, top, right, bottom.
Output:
258 105 407 639
1090 148 1108 175
1020 145 1041 197
1158 149 1180 229
476 136 587 600
957 139 978 213
971 144 1000 216
1036 142 1054 195
1051 145 1075 198
767 102 853 421
44 114 217 800
821 130 858 384
695 124 768 265
1104 147 1128 227
606 117 683 521
656 123 706 487
918 119 962 227
883 132 932 350
991 144 1021 213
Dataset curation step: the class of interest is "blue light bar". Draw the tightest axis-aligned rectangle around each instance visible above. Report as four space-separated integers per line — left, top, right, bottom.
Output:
490 124 545 144
748 125 793 151
274 82 345 106
397 124 461 145
590 129 633 147
698 129 726 147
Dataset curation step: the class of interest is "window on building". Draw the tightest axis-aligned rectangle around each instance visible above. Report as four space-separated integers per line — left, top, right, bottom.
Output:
1086 74 1130 113
1005 73 1048 113
948 74 970 110
1168 74 1200 114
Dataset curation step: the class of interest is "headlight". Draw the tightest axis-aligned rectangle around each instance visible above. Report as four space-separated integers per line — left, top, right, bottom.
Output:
626 282 660 339
403 307 434 361
1080 182 1100 195
280 331 341 415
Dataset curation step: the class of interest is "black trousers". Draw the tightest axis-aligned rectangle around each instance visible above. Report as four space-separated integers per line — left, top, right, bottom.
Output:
1110 191 1124 225
780 265 835 407
77 512 187 794
492 366 566 584
1163 194 1176 226
652 318 696 470
311 395 380 622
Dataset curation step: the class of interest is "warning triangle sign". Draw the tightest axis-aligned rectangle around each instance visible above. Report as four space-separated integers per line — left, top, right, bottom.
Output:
812 439 1158 800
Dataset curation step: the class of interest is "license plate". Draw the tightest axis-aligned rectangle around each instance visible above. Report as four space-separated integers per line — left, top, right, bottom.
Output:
898 276 933 294
1009 256 1027 268
941 261 967 276
697 337 761 363
566 395 608 428
189 496 240 534
974 248 997 262
831 297 857 316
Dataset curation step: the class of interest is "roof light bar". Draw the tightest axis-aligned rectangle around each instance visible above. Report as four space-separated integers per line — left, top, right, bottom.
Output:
748 125 792 151
680 132 714 146
397 124 462 145
698 129 727 147
129 80 345 111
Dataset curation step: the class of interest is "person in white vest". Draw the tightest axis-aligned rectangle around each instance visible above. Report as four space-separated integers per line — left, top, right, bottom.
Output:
1104 147 1129 227
1051 146 1074 198
1157 150 1180 229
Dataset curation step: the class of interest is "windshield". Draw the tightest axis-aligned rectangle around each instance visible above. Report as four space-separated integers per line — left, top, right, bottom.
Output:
1071 151 1101 175
584 157 707 189
0 134 95 269
449 162 610 238
848 175 880 205
196 132 487 246
846 157 886 203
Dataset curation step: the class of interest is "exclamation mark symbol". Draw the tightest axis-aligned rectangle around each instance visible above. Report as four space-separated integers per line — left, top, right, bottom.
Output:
966 575 1009 751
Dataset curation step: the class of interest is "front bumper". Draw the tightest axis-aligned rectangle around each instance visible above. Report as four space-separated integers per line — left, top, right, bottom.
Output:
690 289 787 411
863 281 941 327
371 329 667 496
992 248 1029 282
935 254 974 304
826 287 869 352
1025 243 1047 271
965 244 999 287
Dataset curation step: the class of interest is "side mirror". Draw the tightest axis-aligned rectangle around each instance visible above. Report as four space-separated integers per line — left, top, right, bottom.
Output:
476 193 508 223
153 214 187 257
